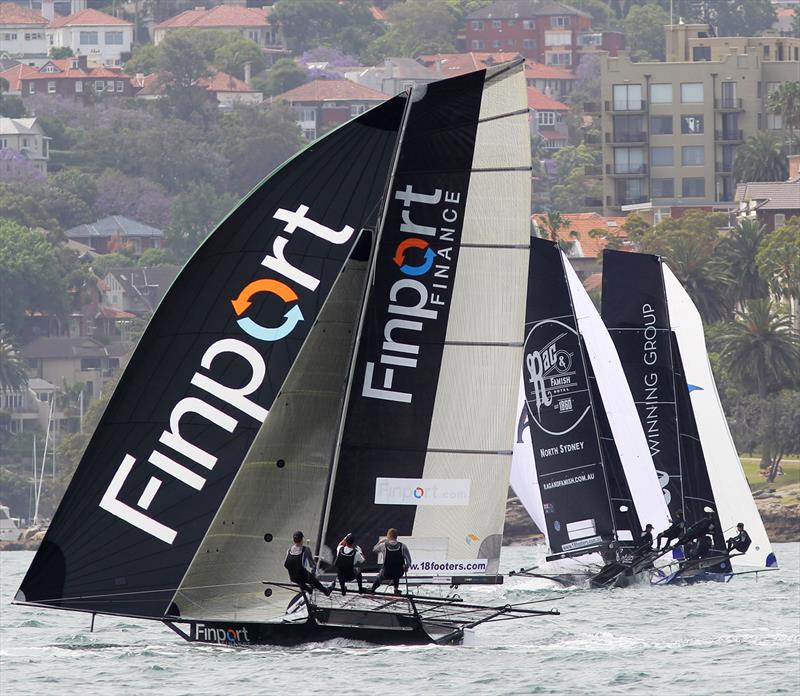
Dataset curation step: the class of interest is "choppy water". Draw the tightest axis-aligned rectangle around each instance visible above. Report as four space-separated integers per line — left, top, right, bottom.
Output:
1 544 798 695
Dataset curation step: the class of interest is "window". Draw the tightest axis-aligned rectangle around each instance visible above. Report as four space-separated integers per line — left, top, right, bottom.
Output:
612 83 643 111
523 20 534 30
95 80 104 91
613 114 644 141
767 113 783 129
28 82 35 94
350 104 367 117
507 20 515 26
41 63 57 73
492 39 501 49
81 357 101 371
471 40 484 50
537 111 555 126
613 147 645 174
471 20 484 31
551 16 571 27
682 146 704 165
523 38 535 49
75 80 83 93
248 30 259 42
105 31 123 45
24 32 43 41
692 46 711 61
721 81 736 106
116 80 124 93
47 80 56 94
681 82 703 103
650 147 674 167
681 115 704 134
650 115 673 135
492 20 502 28
22 137 28 148
546 52 572 65
545 30 571 46
298 108 315 122
1 33 17 41
649 83 672 104
0 138 5 148
763 44 770 58
682 177 705 197
80 31 99 45
506 39 514 46
652 178 674 198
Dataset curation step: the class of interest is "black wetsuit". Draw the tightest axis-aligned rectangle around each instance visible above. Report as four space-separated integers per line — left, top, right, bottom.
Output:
284 544 329 595
334 544 363 595
726 529 752 554
688 534 713 561
633 530 653 559
678 518 715 547
656 518 684 550
371 540 412 594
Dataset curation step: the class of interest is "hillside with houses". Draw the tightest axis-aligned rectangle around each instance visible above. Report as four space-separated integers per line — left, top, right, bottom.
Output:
0 0 798 539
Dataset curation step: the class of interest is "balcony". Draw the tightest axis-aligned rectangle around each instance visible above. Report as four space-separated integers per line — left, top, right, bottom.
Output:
618 195 649 206
715 161 734 174
605 99 647 113
606 163 648 176
714 97 743 111
583 164 603 176
715 129 744 143
606 131 647 144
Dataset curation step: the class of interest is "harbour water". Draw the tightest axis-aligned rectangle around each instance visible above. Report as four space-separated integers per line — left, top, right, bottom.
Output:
1 544 798 695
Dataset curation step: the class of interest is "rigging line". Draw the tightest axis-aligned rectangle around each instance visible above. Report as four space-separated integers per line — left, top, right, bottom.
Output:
478 107 531 125
460 243 530 249
443 341 523 347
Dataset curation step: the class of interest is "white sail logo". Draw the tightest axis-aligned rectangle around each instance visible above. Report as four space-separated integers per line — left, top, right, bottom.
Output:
99 205 354 544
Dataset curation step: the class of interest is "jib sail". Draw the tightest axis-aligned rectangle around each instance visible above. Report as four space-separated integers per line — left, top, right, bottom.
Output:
322 59 531 576
16 96 408 618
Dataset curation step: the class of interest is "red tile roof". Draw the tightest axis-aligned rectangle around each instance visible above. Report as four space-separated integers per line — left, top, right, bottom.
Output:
369 5 387 21
0 3 47 25
198 71 258 93
1 59 130 86
275 79 387 103
0 63 39 92
416 52 521 76
527 86 568 111
155 5 271 29
532 212 628 258
524 60 575 81
47 8 131 28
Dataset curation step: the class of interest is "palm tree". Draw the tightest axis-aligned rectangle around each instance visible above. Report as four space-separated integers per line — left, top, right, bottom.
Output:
716 218 769 307
767 81 800 155
733 131 788 183
536 211 579 253
0 327 28 393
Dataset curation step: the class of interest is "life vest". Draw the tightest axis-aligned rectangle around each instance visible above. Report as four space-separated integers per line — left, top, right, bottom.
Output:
284 547 304 581
382 542 405 578
335 545 356 572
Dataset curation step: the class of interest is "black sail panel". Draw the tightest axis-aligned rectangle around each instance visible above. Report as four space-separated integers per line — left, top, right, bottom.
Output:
324 70 486 557
601 249 683 519
523 237 614 559
17 97 407 618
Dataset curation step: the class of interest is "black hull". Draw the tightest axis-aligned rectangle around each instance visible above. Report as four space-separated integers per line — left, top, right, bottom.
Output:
165 614 460 647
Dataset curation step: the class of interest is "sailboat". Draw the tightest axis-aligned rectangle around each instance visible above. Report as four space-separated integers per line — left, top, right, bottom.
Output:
601 249 777 584
510 238 670 588
13 61 558 646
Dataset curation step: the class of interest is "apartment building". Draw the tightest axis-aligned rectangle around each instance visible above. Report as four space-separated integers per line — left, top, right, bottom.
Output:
0 3 47 58
600 24 798 216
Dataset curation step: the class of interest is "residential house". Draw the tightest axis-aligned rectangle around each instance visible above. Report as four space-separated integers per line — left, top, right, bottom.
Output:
134 70 263 108
0 116 49 173
416 51 521 77
101 265 180 316
153 5 286 62
0 3 47 58
0 378 67 434
273 79 387 140
22 335 132 398
1 56 137 98
346 57 438 96
735 157 800 231
528 87 569 150
464 0 618 67
531 211 628 276
65 215 164 254
600 23 799 215
524 60 575 97
46 9 133 67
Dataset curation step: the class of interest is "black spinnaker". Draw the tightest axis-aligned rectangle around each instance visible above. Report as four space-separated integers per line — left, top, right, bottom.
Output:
16 97 407 618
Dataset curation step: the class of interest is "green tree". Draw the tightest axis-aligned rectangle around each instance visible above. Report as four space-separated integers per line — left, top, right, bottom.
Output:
0 220 69 337
0 327 28 393
366 0 459 60
704 0 776 37
257 58 309 97
733 131 787 182
715 218 769 307
49 46 74 59
551 168 602 212
166 182 239 261
50 169 98 211
91 251 137 277
124 42 161 75
753 390 800 481
213 35 266 80
273 0 380 55
757 216 800 327
0 95 25 118
155 30 212 120
623 3 669 61
138 248 177 266
767 81 800 155
536 211 578 251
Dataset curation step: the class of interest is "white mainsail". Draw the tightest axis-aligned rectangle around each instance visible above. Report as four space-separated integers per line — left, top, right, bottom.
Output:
663 265 775 570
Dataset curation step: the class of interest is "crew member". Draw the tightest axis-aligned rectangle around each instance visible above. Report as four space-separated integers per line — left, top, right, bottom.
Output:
678 513 715 547
371 528 412 595
284 531 331 596
634 524 654 558
334 533 365 595
656 510 684 551
726 523 752 554
687 533 713 561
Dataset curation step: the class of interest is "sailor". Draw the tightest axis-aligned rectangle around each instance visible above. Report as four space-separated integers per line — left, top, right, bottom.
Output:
687 533 713 561
726 523 752 554
334 533 365 595
677 513 715 547
634 524 654 556
370 528 412 595
655 510 684 551
284 531 331 596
